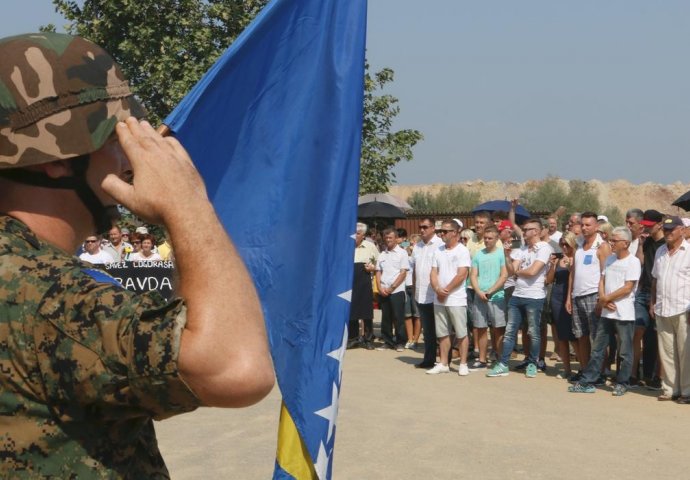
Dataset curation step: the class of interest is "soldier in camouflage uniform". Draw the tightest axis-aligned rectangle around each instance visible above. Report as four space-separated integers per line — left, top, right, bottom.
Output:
0 33 274 478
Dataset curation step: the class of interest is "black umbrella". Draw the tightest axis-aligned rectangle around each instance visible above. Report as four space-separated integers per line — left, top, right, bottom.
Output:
357 201 406 219
672 190 690 211
472 200 531 223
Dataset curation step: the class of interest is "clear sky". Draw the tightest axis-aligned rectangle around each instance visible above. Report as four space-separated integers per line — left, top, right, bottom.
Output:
3 1 690 185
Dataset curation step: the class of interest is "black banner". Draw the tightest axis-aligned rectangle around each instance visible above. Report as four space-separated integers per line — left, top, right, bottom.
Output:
103 260 175 301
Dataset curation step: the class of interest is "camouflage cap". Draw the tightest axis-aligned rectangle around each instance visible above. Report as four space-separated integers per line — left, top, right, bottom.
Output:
0 32 146 169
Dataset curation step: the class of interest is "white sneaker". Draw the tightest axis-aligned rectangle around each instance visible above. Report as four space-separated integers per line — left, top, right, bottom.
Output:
458 363 470 376
426 363 450 375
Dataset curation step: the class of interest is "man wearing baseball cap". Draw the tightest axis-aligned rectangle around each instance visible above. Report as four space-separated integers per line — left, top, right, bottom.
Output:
0 33 273 476
634 209 665 388
651 216 690 402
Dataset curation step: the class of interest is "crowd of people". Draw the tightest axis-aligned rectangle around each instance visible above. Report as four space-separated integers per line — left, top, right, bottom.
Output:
350 203 690 401
78 225 173 264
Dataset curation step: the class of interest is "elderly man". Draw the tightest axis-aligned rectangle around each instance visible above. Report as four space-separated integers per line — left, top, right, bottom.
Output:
375 228 409 351
426 220 472 375
412 217 444 368
651 216 690 403
0 33 273 477
107 224 133 261
350 222 379 349
569 227 640 396
567 212 583 237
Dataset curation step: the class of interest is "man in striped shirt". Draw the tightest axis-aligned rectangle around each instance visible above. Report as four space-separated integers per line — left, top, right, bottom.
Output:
651 216 690 403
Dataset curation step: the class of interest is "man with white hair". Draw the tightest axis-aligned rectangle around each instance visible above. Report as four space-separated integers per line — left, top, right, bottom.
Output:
349 222 379 349
569 227 640 396
651 216 690 402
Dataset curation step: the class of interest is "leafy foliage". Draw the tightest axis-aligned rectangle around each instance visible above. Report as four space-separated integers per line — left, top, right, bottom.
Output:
48 4 421 194
522 176 602 214
359 65 423 194
50 0 269 125
407 185 481 212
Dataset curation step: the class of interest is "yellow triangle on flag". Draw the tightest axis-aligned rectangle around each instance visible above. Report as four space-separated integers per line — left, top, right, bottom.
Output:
276 401 318 479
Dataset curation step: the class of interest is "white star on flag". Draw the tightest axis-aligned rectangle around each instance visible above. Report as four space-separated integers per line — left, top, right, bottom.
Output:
315 382 339 442
314 441 330 480
327 325 347 383
337 290 352 302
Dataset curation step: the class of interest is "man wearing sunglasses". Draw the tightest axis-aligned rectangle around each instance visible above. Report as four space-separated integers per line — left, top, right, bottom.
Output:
79 235 116 265
487 218 553 378
411 217 444 368
426 221 472 375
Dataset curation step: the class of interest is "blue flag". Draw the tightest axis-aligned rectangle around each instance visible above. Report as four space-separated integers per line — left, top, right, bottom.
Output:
164 1 367 478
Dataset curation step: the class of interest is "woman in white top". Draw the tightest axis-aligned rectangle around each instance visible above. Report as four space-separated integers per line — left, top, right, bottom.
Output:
128 234 162 261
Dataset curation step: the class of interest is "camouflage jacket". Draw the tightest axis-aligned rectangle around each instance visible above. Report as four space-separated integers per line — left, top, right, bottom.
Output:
0 216 200 479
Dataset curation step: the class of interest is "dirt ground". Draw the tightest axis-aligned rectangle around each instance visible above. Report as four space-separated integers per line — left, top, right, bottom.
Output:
156 324 690 479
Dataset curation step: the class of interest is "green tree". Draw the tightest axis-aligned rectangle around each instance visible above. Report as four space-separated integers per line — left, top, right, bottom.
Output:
48 3 422 194
407 185 481 212
50 0 269 125
566 179 601 213
521 176 569 212
359 65 423 194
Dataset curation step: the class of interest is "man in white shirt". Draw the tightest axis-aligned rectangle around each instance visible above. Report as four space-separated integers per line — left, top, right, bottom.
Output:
426 221 472 375
566 211 611 382
375 228 409 351
411 217 444 368
651 216 690 403
487 218 553 379
548 215 562 243
569 227 640 396
79 235 115 264
349 222 379 349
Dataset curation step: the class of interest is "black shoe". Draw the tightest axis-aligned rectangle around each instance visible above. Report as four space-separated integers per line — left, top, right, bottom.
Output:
593 375 607 387
568 371 583 384
364 341 375 350
537 359 547 373
514 359 530 371
645 377 663 391
415 362 435 369
346 339 360 349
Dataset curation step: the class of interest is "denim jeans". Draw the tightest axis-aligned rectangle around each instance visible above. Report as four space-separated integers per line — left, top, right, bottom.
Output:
582 317 634 385
500 296 545 365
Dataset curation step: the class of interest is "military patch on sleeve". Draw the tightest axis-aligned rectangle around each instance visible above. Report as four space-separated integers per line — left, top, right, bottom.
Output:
82 268 123 288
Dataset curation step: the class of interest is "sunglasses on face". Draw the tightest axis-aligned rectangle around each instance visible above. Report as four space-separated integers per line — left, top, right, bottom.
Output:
85 239 98 243
419 225 432 230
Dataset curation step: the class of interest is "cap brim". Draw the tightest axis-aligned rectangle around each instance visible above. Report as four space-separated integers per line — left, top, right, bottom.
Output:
1 96 146 169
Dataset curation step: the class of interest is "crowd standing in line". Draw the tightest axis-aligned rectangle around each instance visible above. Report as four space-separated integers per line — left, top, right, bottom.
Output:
351 201 690 401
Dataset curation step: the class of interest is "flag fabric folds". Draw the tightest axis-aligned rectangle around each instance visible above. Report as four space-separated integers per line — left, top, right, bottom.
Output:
164 0 368 478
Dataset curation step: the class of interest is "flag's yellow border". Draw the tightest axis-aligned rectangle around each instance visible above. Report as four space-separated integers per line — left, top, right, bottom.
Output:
276 401 318 479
